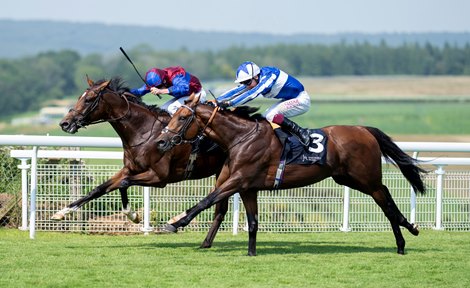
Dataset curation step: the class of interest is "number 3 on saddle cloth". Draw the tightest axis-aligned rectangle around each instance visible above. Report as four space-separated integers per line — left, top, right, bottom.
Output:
272 128 328 188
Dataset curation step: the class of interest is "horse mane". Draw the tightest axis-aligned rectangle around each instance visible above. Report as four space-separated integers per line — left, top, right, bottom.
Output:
200 103 264 121
228 105 265 121
95 77 169 116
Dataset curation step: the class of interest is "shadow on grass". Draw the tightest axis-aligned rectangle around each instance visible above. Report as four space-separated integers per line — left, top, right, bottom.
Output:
137 239 428 255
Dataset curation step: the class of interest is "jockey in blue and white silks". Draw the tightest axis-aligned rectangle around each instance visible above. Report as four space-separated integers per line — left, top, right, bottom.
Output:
217 61 312 145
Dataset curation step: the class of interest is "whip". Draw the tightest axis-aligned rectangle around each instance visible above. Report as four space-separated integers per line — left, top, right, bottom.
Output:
119 47 161 99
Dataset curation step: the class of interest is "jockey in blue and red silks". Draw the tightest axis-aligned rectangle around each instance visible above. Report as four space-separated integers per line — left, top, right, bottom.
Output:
131 66 207 115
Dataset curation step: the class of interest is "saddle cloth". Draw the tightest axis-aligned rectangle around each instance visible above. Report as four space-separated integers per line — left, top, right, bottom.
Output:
274 128 327 165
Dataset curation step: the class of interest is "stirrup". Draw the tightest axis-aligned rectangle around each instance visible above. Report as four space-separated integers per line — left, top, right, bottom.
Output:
298 129 311 146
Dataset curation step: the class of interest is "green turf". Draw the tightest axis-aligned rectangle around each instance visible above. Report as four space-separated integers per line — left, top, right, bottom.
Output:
1 229 469 287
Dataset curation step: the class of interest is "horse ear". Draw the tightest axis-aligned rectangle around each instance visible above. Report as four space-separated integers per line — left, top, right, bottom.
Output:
97 80 111 91
86 75 94 87
188 93 200 105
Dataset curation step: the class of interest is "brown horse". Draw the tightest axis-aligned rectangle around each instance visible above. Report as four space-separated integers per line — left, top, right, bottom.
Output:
155 95 426 256
54 77 230 248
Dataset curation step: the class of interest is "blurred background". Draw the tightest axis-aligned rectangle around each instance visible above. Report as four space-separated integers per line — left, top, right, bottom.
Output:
0 0 469 141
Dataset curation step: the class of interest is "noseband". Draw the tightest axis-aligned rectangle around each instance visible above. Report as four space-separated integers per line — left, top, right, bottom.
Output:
161 105 197 146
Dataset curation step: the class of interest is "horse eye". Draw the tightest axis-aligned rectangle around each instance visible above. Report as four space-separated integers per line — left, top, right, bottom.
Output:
179 116 187 121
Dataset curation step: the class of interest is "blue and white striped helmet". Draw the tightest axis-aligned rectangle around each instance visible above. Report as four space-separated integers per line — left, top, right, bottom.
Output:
235 61 260 83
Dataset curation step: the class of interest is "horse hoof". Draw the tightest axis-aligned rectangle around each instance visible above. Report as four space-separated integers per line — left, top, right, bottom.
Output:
160 224 178 233
200 242 212 249
131 216 141 224
125 212 141 224
51 213 64 221
397 249 405 255
410 223 420 236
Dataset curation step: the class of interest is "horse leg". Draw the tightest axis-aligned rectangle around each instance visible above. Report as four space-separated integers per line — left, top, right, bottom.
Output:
120 187 141 223
52 169 143 222
51 177 121 220
240 191 258 256
200 199 229 248
164 180 240 232
370 185 414 255
382 185 420 236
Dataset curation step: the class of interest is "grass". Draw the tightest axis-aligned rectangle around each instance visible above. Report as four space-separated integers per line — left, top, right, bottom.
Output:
1 229 470 287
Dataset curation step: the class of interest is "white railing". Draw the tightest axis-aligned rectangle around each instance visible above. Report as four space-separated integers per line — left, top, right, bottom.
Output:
2 135 470 238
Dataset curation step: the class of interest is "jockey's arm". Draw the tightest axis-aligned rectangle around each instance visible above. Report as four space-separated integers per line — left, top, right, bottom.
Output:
167 74 190 97
130 84 150 96
217 86 252 108
217 85 247 101
226 72 275 106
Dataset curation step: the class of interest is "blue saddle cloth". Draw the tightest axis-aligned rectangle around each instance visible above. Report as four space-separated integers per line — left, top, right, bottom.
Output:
274 128 327 165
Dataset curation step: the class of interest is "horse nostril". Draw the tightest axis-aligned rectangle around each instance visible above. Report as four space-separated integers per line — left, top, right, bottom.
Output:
59 121 69 129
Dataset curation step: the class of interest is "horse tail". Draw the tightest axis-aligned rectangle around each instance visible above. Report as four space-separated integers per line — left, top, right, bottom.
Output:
365 126 426 195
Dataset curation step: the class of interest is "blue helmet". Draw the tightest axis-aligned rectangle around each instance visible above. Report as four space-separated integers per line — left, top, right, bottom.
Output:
145 70 162 87
235 61 260 83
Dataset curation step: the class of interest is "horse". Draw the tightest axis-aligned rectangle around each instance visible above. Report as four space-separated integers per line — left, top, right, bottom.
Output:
155 94 426 256
54 76 230 248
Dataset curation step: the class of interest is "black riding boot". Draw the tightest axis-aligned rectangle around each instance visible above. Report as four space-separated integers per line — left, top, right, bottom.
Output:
273 114 311 146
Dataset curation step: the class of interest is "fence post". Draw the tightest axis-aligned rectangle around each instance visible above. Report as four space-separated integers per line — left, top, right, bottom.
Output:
434 165 445 230
410 152 419 224
17 158 30 231
142 187 152 235
232 193 240 235
29 146 38 239
340 186 351 232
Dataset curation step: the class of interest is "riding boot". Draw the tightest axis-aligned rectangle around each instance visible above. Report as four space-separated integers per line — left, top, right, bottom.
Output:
272 114 311 146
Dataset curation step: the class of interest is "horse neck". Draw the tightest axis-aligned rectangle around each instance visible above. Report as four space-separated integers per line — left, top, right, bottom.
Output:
108 101 166 147
199 107 258 149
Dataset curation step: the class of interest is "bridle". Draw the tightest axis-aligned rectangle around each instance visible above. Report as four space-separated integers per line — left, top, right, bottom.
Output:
70 87 131 127
161 104 219 148
161 104 259 152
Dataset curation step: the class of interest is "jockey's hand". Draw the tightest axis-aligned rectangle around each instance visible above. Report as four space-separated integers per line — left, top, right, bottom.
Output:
218 100 231 109
207 100 217 107
150 87 166 95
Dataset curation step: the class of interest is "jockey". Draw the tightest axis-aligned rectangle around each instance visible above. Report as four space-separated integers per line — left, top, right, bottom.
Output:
217 61 311 146
130 66 207 115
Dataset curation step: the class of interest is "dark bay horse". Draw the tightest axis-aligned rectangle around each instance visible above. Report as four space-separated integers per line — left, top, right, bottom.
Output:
155 95 426 256
54 77 228 248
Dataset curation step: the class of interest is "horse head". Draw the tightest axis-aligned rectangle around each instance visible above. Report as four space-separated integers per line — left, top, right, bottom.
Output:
60 76 130 134
156 93 208 152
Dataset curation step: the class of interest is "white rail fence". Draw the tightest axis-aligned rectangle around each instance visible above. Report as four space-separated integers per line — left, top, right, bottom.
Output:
1 135 470 239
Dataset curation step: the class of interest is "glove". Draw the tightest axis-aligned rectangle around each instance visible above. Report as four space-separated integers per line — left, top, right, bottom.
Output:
218 100 231 109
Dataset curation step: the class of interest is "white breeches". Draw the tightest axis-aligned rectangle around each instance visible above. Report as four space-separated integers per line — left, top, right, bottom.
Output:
162 88 207 115
264 91 311 121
